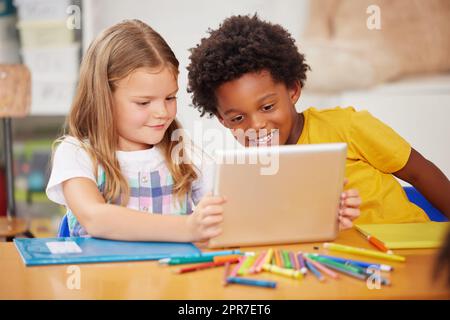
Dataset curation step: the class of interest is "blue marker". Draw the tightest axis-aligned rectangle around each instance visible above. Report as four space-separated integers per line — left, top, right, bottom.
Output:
160 249 242 263
226 276 276 288
200 249 242 257
305 260 325 282
313 254 393 272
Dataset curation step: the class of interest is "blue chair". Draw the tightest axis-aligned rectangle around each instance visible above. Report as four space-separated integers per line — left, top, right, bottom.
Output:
403 186 448 222
57 214 70 237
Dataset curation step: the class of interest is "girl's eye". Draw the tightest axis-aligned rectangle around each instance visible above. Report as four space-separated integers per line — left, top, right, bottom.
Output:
137 101 151 106
262 104 274 111
231 115 244 123
166 96 177 101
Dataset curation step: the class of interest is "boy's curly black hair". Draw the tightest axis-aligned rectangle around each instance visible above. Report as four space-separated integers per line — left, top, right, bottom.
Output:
187 14 310 117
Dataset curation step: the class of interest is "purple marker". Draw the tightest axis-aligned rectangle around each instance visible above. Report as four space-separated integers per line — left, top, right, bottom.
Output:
297 252 308 275
289 251 298 270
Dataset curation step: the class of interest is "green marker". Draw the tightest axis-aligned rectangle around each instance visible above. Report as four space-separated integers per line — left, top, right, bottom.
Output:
282 250 292 269
159 256 213 265
238 255 256 276
307 255 366 275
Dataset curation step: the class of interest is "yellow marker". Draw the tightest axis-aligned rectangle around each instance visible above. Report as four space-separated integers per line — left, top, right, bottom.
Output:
323 243 406 262
238 255 256 276
264 249 274 265
262 264 303 280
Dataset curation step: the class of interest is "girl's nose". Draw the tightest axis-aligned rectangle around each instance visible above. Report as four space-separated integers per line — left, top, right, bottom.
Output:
153 101 169 119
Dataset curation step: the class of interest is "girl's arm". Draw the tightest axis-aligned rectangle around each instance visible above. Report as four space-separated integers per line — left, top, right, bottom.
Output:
63 177 225 242
394 148 450 219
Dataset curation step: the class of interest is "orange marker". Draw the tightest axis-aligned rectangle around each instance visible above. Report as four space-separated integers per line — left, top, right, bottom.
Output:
275 250 283 267
214 255 243 263
175 258 239 274
367 235 393 254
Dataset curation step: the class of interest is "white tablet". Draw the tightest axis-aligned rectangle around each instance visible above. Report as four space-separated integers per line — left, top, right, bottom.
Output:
208 143 347 248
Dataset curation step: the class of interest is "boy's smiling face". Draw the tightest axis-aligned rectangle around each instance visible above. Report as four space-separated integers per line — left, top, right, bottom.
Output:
215 70 303 147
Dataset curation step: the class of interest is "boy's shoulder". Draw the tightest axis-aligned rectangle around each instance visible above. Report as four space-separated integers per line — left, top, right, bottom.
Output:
304 106 357 118
304 106 360 128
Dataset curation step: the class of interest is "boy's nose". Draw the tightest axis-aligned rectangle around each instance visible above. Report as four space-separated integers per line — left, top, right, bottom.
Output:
250 113 267 130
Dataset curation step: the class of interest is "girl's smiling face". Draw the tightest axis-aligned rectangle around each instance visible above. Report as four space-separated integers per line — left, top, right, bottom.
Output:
215 70 303 147
112 67 178 151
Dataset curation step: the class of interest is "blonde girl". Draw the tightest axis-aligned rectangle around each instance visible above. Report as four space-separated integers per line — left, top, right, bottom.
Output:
46 20 224 242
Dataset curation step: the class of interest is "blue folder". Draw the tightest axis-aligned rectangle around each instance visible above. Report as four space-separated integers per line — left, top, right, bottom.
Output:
14 237 200 266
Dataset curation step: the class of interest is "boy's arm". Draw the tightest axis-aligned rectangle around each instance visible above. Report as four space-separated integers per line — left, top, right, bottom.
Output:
394 148 450 218
62 177 193 242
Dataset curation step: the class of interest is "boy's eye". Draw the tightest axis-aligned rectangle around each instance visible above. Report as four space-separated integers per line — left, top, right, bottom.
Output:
231 115 244 123
262 104 274 111
136 101 151 106
166 96 177 101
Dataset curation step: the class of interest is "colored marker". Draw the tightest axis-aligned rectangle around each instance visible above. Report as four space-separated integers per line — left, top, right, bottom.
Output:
214 255 242 263
175 258 240 274
159 256 213 265
305 259 325 282
356 229 393 254
367 235 393 254
256 249 274 273
304 256 339 279
229 256 245 277
262 264 303 280
323 243 406 262
249 251 266 274
274 250 283 267
311 258 367 281
308 255 365 275
296 252 308 275
199 249 241 257
289 251 298 270
223 262 231 286
282 250 292 269
238 255 256 276
227 276 276 289
312 254 393 272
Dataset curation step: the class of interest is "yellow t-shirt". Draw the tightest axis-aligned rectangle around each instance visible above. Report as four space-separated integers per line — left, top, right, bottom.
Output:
297 107 429 224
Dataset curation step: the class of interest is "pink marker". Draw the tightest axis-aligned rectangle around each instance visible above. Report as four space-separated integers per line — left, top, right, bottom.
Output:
229 256 246 277
250 251 267 274
304 256 339 279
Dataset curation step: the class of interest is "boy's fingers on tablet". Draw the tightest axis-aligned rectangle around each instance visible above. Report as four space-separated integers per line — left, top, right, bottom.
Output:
341 207 360 219
344 188 359 198
344 196 362 208
339 217 353 230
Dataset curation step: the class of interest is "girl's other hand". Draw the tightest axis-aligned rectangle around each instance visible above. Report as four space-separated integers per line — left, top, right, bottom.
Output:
187 193 226 242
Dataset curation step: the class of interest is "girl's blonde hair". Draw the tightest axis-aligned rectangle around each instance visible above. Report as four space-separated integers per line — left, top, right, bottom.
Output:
58 19 197 205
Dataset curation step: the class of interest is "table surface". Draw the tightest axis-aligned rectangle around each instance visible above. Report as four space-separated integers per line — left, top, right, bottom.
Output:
1 229 449 299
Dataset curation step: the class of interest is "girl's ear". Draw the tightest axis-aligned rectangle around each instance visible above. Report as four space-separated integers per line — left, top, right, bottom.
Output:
288 80 302 105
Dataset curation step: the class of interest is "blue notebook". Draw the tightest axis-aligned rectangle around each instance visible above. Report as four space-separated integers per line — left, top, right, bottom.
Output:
14 237 200 266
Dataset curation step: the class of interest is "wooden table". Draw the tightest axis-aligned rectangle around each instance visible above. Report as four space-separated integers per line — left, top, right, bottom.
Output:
0 229 448 299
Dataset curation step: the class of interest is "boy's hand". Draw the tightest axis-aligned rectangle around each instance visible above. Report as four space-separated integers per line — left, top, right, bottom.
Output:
339 179 361 230
187 193 226 242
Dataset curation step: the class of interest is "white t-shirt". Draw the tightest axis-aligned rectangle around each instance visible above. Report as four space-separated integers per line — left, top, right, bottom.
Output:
46 136 214 235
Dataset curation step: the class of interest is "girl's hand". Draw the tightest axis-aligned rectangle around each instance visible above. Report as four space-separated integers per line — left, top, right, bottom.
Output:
187 193 226 242
339 179 361 230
